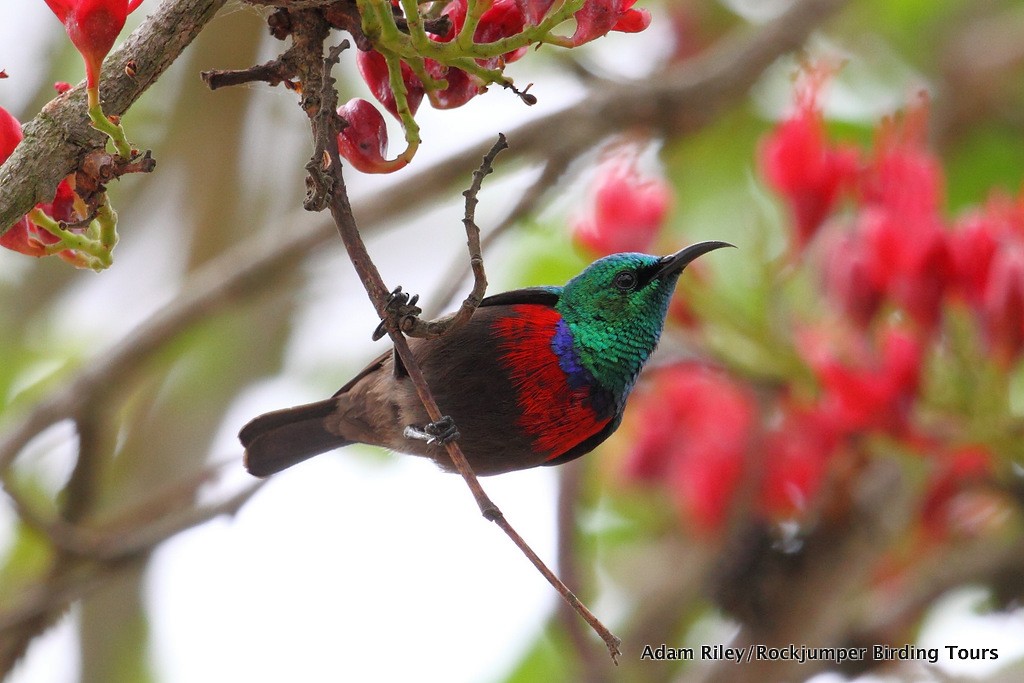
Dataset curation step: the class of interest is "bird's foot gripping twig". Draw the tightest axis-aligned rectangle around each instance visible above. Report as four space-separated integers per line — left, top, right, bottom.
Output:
372 286 423 341
404 416 461 446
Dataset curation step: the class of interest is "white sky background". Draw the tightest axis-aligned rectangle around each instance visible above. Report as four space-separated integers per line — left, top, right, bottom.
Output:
4 2 1024 682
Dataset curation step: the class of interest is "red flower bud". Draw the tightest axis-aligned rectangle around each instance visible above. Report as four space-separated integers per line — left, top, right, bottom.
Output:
0 105 20 161
0 106 81 260
336 98 409 174
566 0 651 46
423 62 479 109
356 50 424 120
44 0 145 90
474 0 528 68
571 150 672 257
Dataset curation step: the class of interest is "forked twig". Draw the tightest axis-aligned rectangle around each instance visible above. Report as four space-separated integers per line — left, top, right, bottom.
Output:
305 41 622 662
429 154 572 316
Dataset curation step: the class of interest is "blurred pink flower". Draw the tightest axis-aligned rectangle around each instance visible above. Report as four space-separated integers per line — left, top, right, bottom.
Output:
572 151 672 256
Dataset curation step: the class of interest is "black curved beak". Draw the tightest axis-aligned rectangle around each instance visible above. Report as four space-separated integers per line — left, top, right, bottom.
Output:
653 240 735 279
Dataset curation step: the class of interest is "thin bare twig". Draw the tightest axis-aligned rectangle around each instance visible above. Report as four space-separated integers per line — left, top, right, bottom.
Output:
429 154 573 316
403 133 504 338
303 38 623 660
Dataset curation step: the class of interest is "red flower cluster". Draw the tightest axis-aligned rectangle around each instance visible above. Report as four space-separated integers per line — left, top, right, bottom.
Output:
799 325 922 437
44 0 144 92
571 148 672 256
762 70 953 336
622 67 1018 538
763 68 1024 363
0 107 82 264
338 0 651 172
622 363 844 532
620 326 964 533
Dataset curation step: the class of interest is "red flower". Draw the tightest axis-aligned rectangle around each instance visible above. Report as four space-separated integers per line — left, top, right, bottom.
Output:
0 106 80 260
759 65 859 251
421 0 479 110
566 0 652 46
858 206 951 330
356 50 425 120
801 326 923 437
0 107 36 254
44 0 145 90
572 150 672 256
622 364 755 534
854 102 953 330
419 0 529 109
945 192 1024 362
336 98 409 174
859 103 941 220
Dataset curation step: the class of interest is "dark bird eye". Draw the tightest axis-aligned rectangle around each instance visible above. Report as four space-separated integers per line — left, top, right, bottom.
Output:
614 270 637 291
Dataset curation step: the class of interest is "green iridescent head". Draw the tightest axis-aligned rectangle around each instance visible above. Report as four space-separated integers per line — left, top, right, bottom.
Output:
556 241 733 393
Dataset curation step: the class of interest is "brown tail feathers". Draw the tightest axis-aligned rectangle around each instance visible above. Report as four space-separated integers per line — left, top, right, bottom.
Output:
239 399 351 477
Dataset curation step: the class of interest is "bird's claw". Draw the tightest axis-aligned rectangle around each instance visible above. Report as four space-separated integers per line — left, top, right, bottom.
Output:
404 415 460 446
372 286 423 341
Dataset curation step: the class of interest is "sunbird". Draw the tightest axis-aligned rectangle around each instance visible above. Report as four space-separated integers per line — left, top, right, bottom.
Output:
240 242 732 476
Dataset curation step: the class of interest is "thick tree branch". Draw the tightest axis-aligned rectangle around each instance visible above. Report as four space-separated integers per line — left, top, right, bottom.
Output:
0 0 228 233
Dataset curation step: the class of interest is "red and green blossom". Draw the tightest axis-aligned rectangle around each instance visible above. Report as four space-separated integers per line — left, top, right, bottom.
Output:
336 98 410 174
